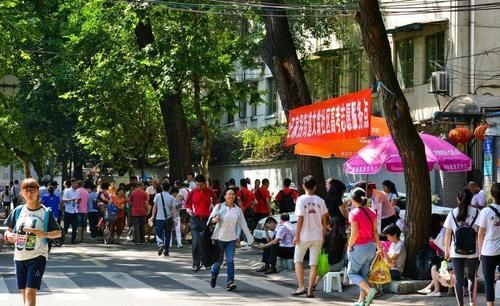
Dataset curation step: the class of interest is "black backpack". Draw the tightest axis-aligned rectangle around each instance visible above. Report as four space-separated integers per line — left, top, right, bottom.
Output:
278 190 295 213
415 247 436 280
451 209 479 255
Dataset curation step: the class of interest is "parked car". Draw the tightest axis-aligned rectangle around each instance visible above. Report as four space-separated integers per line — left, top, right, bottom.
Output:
253 213 297 243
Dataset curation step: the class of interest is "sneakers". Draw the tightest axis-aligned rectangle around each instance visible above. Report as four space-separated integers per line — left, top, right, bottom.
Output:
192 264 201 272
210 276 217 288
264 267 278 274
226 283 237 291
417 288 431 294
256 265 269 273
157 244 166 256
428 291 441 297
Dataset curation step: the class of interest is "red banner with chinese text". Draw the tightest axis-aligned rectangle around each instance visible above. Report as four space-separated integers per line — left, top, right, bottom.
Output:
286 89 372 146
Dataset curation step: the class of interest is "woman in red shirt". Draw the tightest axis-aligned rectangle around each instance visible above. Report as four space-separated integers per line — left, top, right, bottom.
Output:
347 188 379 306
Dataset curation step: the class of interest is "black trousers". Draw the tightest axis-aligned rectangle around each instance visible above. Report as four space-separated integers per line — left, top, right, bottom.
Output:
88 212 101 238
262 244 278 268
63 212 78 243
131 216 146 243
482 254 500 302
277 246 295 259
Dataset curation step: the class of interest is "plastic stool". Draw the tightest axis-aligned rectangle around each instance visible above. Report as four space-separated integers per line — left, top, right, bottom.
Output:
323 271 344 293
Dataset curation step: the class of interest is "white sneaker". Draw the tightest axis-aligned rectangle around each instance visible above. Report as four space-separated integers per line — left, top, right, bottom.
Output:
417 288 431 294
428 291 441 297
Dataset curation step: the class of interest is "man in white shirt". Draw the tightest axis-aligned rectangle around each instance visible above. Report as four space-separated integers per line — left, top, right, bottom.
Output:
468 181 487 209
149 182 177 256
62 178 81 244
292 175 328 298
186 173 197 190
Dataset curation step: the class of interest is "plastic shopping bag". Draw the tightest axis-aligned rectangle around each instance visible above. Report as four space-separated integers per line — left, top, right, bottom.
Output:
318 250 330 277
368 252 392 284
438 260 455 288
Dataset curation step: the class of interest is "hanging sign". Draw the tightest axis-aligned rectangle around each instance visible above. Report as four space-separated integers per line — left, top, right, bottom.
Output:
286 89 372 146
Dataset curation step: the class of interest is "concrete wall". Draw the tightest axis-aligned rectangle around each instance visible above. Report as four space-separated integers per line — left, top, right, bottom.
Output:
0 166 37 188
209 158 444 201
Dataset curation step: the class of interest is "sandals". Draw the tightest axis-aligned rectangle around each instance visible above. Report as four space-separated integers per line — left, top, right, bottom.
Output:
291 288 307 296
365 288 377 306
306 290 315 298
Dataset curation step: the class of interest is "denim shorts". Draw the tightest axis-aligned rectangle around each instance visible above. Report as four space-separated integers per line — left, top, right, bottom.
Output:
15 256 47 290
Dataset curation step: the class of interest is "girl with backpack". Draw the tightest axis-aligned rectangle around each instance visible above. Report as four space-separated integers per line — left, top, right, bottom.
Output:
443 188 480 306
476 183 500 306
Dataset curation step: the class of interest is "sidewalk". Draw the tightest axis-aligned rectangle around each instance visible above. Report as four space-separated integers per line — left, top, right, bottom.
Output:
235 247 487 305
0 232 492 305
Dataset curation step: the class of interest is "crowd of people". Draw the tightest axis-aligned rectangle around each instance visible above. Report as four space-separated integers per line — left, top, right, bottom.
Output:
1 173 499 306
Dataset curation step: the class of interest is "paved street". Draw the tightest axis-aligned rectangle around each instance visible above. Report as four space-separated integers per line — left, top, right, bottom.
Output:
0 238 487 306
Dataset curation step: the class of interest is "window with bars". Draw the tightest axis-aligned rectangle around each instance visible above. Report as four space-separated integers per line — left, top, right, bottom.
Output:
426 32 445 81
396 38 415 89
266 77 277 115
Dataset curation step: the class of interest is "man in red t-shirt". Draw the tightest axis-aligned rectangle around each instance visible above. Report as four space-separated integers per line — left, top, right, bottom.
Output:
275 178 299 214
254 178 271 222
185 174 217 271
128 182 149 244
237 179 257 215
237 179 257 229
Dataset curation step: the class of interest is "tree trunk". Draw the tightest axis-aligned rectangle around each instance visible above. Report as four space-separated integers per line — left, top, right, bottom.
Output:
159 94 193 181
356 0 431 277
0 131 32 178
260 0 325 197
193 75 212 179
18 158 31 178
135 17 193 182
32 160 44 179
61 158 69 184
73 149 84 180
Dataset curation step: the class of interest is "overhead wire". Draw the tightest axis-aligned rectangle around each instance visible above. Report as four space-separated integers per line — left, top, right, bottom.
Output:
122 0 500 17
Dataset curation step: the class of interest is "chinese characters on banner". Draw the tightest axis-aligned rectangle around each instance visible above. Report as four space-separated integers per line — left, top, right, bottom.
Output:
286 89 372 146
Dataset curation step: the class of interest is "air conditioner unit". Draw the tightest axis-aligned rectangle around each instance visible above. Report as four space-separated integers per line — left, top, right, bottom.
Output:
429 71 449 93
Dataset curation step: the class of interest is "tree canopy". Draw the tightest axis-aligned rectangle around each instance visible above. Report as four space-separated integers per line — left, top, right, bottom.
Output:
0 0 358 180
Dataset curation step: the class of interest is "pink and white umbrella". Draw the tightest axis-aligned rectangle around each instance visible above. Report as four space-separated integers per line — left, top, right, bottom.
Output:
343 133 472 174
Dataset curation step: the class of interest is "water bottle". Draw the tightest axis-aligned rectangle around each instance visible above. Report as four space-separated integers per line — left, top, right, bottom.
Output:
16 222 27 251
25 219 37 251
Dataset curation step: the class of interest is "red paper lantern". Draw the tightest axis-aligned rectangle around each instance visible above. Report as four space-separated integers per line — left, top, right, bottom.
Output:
474 124 488 141
448 127 473 144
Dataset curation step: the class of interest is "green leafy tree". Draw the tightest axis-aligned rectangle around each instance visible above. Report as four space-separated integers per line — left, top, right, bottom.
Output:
62 0 167 177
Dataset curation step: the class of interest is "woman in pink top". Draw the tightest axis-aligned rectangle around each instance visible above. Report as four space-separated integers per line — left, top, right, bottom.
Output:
347 188 379 306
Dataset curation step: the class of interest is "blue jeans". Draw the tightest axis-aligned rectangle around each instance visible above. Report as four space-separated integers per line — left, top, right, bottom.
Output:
77 213 88 228
347 242 376 285
156 218 174 254
190 216 207 266
211 240 236 285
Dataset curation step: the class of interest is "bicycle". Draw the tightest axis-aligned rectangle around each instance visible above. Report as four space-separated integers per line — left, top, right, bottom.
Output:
99 203 118 245
51 214 65 247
